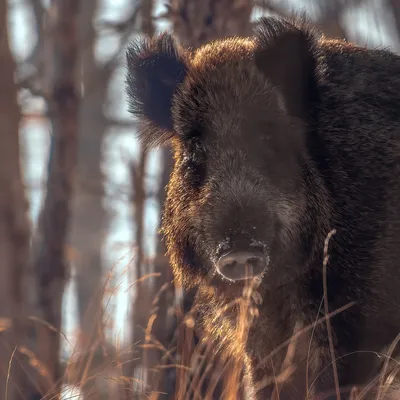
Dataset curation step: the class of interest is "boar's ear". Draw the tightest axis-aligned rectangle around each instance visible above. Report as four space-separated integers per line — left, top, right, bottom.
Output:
125 32 189 147
254 17 317 119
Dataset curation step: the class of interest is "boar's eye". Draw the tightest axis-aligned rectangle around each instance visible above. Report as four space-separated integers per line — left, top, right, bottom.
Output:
181 140 207 188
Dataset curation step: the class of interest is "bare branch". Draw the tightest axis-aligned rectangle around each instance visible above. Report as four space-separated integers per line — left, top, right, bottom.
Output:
17 74 47 99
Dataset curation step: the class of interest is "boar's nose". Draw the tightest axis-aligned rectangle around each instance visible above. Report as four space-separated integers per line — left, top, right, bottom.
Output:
216 250 267 281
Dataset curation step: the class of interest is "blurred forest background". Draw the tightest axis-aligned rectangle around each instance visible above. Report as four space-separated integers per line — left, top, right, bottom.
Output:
1 0 400 399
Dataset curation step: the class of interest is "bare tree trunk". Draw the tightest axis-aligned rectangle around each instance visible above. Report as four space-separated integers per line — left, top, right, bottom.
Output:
32 0 80 397
63 1 114 397
0 1 31 398
66 0 109 388
129 146 151 397
72 0 106 340
148 148 175 395
128 2 158 397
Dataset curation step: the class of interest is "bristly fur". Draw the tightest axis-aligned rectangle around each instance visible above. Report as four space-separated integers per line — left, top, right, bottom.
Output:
125 32 189 148
125 15 400 399
253 14 318 45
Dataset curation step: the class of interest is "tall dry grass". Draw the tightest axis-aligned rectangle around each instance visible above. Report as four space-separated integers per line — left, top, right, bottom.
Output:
6 233 400 400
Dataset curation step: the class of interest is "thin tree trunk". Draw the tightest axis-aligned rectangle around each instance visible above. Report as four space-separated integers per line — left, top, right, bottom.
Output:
128 1 157 396
33 0 80 397
65 1 114 397
0 1 31 398
129 146 150 397
148 147 175 396
72 0 106 342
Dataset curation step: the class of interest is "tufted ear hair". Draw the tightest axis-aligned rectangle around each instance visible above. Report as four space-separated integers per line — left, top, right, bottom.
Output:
125 32 189 147
253 17 318 119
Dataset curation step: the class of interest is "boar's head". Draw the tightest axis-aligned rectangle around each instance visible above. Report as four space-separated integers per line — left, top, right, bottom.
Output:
125 17 327 292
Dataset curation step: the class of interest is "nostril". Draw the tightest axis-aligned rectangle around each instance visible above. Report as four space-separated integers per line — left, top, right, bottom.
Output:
220 258 239 270
216 251 267 281
247 256 263 268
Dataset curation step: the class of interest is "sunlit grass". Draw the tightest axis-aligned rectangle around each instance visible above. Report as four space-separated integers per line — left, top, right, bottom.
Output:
5 233 400 400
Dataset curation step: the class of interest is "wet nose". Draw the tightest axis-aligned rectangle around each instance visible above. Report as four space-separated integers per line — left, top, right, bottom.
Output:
216 251 267 281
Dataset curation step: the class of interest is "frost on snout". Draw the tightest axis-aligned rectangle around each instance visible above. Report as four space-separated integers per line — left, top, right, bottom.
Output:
212 235 270 281
216 249 270 281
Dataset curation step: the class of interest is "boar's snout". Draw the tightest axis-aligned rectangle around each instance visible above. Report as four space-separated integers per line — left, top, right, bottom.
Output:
216 250 269 281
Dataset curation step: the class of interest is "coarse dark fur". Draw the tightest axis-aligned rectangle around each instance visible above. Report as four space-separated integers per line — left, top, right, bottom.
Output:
125 16 400 399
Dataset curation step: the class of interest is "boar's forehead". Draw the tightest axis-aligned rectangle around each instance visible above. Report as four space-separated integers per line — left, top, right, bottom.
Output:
172 40 280 141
